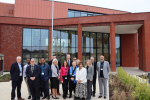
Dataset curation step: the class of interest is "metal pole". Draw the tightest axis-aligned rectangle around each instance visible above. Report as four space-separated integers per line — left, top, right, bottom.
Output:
51 0 54 59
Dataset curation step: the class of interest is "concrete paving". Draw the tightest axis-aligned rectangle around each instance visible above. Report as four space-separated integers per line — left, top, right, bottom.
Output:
0 74 109 100
122 67 146 75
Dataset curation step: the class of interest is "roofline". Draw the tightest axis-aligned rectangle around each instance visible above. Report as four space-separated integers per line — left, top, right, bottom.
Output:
52 0 131 13
0 2 14 5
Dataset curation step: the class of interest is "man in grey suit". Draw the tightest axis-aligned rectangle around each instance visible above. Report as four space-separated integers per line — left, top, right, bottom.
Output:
97 55 110 99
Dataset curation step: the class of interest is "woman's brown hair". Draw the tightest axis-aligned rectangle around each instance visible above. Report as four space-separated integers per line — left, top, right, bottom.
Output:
78 61 84 67
62 60 68 67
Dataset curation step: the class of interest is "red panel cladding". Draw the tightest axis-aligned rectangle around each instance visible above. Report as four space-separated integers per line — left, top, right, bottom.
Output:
121 34 138 67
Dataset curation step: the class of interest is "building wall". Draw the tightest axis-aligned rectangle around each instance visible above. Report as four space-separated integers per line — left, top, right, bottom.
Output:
0 3 14 17
0 24 48 71
14 0 129 19
121 34 138 67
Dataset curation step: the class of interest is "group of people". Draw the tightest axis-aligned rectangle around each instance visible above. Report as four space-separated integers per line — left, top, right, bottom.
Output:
10 54 110 100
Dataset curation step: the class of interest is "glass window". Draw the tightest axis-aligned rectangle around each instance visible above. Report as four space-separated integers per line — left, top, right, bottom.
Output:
81 12 87 17
22 47 31 53
23 54 30 65
23 28 31 46
115 34 121 67
97 33 102 47
61 31 68 47
103 33 109 48
87 12 93 16
68 10 74 18
68 31 76 47
76 32 78 47
90 33 96 47
41 29 49 46
75 11 80 17
53 30 61 47
97 48 102 61
83 32 90 47
32 29 40 46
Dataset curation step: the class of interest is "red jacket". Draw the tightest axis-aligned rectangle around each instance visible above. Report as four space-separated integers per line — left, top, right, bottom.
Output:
60 66 69 81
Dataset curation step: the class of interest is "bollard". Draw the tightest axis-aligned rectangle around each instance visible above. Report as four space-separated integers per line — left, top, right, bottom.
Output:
148 72 150 84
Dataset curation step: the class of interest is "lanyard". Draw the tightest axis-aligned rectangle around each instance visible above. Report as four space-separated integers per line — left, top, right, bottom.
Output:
65 67 68 75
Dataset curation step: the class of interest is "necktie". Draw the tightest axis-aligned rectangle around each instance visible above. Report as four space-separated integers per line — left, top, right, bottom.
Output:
32 66 34 72
68 60 70 66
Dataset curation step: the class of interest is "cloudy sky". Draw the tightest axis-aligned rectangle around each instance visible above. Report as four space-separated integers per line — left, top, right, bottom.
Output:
0 0 150 13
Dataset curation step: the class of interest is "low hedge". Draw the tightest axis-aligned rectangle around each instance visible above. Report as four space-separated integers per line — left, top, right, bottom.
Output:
117 67 150 100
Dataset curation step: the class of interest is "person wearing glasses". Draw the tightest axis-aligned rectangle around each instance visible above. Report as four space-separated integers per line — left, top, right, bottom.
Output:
73 57 77 62
26 58 41 100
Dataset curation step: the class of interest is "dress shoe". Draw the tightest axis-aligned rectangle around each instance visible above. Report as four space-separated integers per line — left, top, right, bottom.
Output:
57 92 61 95
18 97 24 100
69 95 72 98
47 97 50 100
42 96 47 99
93 94 95 97
98 96 102 98
11 99 14 100
28 96 31 99
104 96 106 99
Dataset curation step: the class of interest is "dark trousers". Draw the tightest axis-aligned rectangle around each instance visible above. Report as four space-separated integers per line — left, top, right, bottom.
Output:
87 80 93 100
62 76 68 98
92 76 96 94
50 78 59 93
41 78 50 98
11 77 22 99
28 82 40 100
69 81 76 96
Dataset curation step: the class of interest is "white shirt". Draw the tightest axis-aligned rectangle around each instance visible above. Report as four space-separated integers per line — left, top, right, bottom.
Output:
18 63 22 76
23 64 30 77
76 67 87 83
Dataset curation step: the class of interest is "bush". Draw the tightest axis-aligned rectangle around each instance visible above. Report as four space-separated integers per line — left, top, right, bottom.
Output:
117 67 150 100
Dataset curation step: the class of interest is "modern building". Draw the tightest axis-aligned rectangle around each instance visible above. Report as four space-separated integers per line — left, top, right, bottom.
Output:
0 0 150 72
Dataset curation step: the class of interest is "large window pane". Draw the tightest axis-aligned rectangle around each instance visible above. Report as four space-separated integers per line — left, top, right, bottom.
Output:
23 28 31 46
97 48 102 61
74 11 80 17
81 12 87 17
83 32 90 47
103 33 109 48
53 30 60 47
76 32 78 47
90 47 96 61
32 29 40 46
32 47 40 53
41 29 49 46
116 34 121 67
97 33 102 47
68 10 74 18
69 48 76 60
104 48 109 61
23 47 31 53
90 33 96 47
22 54 30 65
61 31 68 47
68 31 76 47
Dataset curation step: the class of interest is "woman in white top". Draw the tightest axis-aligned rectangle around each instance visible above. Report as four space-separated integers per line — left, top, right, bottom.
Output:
51 59 60 99
75 62 87 100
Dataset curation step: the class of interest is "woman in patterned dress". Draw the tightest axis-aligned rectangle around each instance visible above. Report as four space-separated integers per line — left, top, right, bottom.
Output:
74 62 87 100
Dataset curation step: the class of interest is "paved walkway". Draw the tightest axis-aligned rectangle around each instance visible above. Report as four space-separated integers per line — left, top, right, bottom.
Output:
0 76 109 100
122 67 146 75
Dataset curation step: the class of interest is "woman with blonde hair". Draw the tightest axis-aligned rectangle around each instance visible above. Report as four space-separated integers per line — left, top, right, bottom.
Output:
75 59 80 67
85 59 94 100
51 59 60 99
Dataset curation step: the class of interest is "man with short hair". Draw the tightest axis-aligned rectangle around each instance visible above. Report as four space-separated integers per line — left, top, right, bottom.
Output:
23 58 31 99
40 57 51 100
97 55 110 99
73 57 76 62
26 58 40 100
66 54 73 67
90 57 97 97
10 56 24 100
48 55 61 95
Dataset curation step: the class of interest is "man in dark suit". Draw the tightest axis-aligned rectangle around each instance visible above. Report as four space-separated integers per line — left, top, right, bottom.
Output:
48 55 61 95
90 57 97 97
40 57 51 100
26 58 40 100
10 56 24 100
66 54 73 67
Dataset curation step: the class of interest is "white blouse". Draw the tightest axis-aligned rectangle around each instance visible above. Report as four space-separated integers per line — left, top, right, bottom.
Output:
76 67 87 83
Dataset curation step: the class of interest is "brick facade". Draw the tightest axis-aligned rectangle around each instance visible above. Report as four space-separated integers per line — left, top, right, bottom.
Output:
0 24 48 71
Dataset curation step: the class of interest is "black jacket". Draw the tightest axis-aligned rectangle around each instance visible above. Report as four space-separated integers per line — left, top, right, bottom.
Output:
93 62 97 78
10 62 23 81
66 60 73 67
48 59 61 70
26 64 40 86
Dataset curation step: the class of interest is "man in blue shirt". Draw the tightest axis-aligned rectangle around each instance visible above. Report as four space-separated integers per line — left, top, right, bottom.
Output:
40 57 51 100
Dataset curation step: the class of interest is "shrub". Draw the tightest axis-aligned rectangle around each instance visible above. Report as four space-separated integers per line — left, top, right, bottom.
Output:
117 67 150 100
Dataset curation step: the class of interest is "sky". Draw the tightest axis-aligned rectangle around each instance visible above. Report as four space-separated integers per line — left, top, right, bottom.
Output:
0 0 150 13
